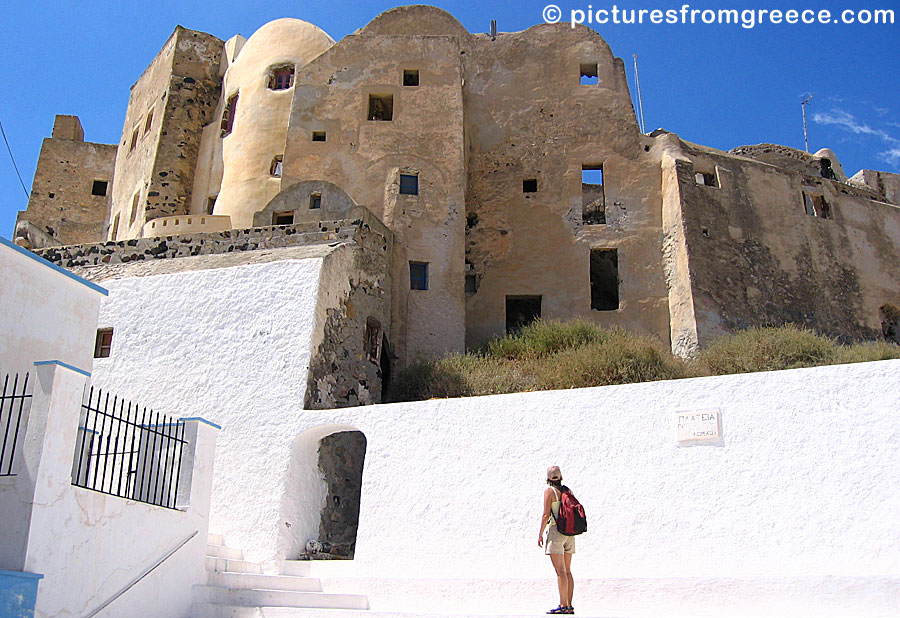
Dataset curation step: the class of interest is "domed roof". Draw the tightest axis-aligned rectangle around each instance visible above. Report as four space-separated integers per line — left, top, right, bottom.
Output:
235 18 334 69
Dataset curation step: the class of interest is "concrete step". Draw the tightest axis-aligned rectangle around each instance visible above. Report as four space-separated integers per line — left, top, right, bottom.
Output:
208 572 323 593
192 585 369 610
205 556 263 574
190 609 618 618
208 532 225 546
207 544 244 560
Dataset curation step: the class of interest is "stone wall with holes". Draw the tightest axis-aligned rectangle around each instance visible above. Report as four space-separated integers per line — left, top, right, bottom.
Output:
34 214 386 269
14 115 116 246
311 431 367 558
108 27 223 241
669 140 900 347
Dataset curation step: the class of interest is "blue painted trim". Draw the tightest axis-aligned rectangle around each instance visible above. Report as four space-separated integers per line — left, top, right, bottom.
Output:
0 570 43 580
33 360 91 378
179 417 222 430
1 236 109 296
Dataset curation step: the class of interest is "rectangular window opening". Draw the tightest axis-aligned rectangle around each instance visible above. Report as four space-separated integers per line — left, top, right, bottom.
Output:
312 131 326 142
364 317 382 363
582 164 605 224
399 173 419 195
130 192 139 225
143 109 154 135
695 170 719 188
590 248 619 311
403 69 419 86
465 273 478 295
580 63 599 86
269 66 295 90
273 211 294 225
94 328 114 358
221 93 239 136
803 192 831 219
129 128 139 151
368 94 393 121
309 193 322 210
409 261 428 290
91 180 108 197
506 296 542 334
110 214 120 240
270 155 283 177
207 196 217 215
522 178 538 193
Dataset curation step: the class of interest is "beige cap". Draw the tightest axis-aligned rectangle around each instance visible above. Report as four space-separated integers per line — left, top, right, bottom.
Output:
547 465 562 481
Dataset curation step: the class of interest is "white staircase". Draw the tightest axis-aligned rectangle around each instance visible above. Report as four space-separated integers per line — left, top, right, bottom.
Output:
192 534 369 617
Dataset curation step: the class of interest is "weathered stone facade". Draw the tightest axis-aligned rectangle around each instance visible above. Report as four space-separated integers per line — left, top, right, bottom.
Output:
15 115 116 247
17 6 900 381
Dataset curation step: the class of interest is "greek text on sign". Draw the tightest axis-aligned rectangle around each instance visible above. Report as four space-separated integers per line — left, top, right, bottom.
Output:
676 408 720 443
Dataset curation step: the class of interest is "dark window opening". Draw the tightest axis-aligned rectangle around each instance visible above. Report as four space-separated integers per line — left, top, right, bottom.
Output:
91 180 108 196
94 328 113 358
269 66 295 90
364 317 382 363
270 155 283 177
409 262 428 290
701 226 711 238
465 273 478 295
221 93 239 136
582 164 605 224
523 178 538 193
506 296 541 334
110 214 120 240
580 63 599 86
403 69 419 86
368 94 393 121
399 174 419 195
802 192 831 219
207 196 217 215
820 158 837 180
143 109 154 135
379 335 392 401
590 249 619 311
129 128 139 151
273 211 294 225
312 131 326 142
309 193 322 210
695 171 718 187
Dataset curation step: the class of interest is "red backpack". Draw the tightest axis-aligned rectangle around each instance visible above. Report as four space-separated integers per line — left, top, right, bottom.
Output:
555 487 587 536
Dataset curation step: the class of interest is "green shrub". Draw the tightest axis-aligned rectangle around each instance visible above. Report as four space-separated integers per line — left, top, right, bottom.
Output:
836 341 900 364
697 325 836 375
486 318 607 360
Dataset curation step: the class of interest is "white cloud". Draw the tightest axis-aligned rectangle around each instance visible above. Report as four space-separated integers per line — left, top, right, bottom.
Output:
879 148 900 166
811 109 899 144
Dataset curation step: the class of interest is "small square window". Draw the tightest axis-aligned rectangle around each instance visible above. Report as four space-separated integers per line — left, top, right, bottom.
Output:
695 171 718 187
94 328 113 358
312 131 326 142
580 63 599 85
399 174 419 195
91 180 108 196
270 155 283 177
273 211 294 225
523 178 538 193
368 94 393 121
410 262 428 290
309 193 322 209
403 69 419 86
802 192 831 219
269 66 295 90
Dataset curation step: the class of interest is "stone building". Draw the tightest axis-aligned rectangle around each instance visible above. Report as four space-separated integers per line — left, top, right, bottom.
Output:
14 6 900 400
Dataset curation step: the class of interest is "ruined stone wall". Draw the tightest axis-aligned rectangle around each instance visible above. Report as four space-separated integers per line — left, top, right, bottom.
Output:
312 431 367 558
108 27 222 240
15 115 116 245
675 142 900 345
283 15 467 365
460 22 670 350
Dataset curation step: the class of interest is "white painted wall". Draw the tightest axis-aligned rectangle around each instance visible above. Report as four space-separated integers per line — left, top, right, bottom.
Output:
90 258 324 568
0 237 106 377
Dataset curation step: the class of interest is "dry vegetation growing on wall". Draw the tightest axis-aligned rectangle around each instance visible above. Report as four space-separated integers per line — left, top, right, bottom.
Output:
385 321 900 402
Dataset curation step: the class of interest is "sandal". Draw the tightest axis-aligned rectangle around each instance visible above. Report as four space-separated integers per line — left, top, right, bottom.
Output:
546 606 567 614
563 607 574 615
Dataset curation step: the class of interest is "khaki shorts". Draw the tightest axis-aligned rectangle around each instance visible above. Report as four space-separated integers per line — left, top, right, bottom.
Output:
544 525 576 555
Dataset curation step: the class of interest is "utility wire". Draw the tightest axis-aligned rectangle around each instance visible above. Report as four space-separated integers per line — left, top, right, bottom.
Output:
0 118 30 200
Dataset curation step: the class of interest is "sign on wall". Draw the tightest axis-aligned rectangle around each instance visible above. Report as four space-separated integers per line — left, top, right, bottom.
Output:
674 408 722 446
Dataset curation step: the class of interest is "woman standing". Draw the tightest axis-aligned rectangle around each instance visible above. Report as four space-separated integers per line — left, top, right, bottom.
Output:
538 465 575 614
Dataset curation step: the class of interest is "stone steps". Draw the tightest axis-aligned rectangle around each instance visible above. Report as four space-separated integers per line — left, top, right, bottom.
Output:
207 572 324 593
192 586 369 610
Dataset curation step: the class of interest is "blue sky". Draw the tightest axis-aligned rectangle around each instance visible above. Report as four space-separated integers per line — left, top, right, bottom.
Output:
1 0 898 239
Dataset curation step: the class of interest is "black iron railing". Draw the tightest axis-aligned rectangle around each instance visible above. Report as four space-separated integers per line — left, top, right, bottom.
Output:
1 373 31 476
73 387 186 509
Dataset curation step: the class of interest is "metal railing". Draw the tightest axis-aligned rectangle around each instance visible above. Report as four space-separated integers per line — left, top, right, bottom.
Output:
73 387 186 509
1 373 32 476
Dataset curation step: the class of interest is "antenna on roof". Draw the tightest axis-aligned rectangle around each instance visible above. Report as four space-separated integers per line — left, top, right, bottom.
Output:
490 20 497 41
801 93 814 153
633 54 646 134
